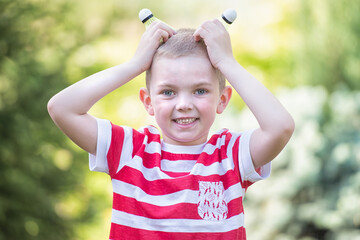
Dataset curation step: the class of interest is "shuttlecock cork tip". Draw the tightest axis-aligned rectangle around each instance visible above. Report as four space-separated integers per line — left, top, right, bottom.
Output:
139 8 153 23
222 9 237 24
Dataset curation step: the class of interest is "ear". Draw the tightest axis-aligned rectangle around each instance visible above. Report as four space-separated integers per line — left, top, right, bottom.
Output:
139 87 154 116
216 86 232 114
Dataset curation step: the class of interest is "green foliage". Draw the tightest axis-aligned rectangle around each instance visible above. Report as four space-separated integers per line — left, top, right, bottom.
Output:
0 0 108 239
243 0 360 238
293 0 360 91
243 87 360 240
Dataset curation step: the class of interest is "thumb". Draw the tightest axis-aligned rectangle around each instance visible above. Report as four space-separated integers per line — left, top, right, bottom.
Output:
193 28 205 42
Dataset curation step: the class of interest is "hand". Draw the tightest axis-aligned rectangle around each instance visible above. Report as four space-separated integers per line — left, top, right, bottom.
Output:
131 22 176 73
193 19 236 70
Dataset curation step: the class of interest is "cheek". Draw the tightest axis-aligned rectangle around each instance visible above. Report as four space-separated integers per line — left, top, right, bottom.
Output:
198 96 219 110
197 101 218 118
153 100 172 116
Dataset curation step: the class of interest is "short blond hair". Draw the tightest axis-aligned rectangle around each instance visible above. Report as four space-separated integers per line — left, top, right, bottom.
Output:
146 28 226 91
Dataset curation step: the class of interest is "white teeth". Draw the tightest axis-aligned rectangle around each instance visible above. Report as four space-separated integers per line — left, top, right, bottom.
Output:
175 118 196 124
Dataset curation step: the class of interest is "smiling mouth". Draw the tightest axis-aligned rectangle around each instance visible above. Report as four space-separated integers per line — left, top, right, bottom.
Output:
174 118 197 125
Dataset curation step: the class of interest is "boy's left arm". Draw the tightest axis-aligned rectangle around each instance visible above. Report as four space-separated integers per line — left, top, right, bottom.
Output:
194 20 295 169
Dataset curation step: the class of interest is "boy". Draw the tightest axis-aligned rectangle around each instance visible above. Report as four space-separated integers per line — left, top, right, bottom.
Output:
48 20 294 239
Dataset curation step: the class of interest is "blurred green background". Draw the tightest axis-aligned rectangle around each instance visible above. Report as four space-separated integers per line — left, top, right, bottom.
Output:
1 0 359 239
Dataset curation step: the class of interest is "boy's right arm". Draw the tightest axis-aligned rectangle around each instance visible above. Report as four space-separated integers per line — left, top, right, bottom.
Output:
47 22 175 155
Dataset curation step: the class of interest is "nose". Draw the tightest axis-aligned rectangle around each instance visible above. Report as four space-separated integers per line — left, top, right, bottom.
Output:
176 94 193 111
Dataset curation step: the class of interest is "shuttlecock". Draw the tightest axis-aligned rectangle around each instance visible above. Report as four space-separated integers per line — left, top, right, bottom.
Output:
139 8 160 29
221 9 237 28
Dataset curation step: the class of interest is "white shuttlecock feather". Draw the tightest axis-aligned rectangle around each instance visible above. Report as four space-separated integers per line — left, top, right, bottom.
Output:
222 9 237 24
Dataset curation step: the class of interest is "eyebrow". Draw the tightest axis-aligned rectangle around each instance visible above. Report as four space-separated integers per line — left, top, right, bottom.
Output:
156 81 213 89
156 83 176 89
192 81 213 88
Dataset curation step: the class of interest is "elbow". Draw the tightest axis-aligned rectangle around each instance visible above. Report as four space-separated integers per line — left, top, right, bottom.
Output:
47 97 55 116
280 115 295 141
287 115 295 135
47 95 61 120
47 97 54 115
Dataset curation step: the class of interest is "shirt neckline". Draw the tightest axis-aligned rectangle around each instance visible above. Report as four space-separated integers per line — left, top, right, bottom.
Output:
161 140 206 154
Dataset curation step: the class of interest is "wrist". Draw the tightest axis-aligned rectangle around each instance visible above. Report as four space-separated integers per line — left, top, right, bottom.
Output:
217 57 238 75
127 57 148 75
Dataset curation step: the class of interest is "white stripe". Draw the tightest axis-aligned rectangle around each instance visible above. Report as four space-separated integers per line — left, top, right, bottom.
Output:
239 129 271 182
202 135 227 155
138 125 159 135
224 183 245 202
112 179 245 206
147 125 160 135
89 118 111 173
117 126 133 173
161 159 197 173
111 209 244 233
160 133 227 155
191 158 234 176
162 142 206 154
144 141 162 154
131 155 173 180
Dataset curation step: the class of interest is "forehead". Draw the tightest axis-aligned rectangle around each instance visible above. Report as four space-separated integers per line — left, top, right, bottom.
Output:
150 55 218 89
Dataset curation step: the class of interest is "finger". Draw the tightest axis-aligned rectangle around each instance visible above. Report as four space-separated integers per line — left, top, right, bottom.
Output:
212 18 226 30
193 28 201 42
193 26 210 42
163 23 177 35
148 21 176 37
161 30 170 42
211 18 222 26
201 19 225 33
153 29 170 42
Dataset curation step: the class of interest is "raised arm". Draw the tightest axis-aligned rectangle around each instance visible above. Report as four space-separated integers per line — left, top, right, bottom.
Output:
194 19 295 169
48 22 175 155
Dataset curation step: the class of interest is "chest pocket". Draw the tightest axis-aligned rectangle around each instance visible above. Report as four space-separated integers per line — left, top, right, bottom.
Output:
197 181 228 221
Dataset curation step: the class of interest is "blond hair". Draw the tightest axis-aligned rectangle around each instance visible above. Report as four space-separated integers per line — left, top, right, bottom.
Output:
146 28 226 91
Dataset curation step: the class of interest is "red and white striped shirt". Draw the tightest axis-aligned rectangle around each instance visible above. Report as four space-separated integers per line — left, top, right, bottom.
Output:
89 118 271 240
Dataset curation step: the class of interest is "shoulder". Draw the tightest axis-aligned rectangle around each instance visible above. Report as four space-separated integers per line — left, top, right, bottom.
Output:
110 123 160 138
206 128 253 155
207 128 240 145
137 125 161 142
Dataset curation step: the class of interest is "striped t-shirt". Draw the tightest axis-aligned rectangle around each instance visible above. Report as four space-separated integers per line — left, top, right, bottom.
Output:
89 118 271 240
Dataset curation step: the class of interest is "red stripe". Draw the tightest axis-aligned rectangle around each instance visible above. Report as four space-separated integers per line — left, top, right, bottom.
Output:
113 194 201 219
112 193 243 219
231 135 254 190
196 147 227 166
114 194 243 219
232 137 241 182
109 223 246 240
142 127 161 144
114 166 241 195
136 151 161 168
161 151 200 161
108 124 125 177
231 136 254 190
243 180 254 189
132 128 147 157
207 129 229 145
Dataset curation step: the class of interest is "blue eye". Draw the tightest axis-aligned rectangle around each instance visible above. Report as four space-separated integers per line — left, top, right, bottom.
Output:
195 89 207 95
163 90 174 96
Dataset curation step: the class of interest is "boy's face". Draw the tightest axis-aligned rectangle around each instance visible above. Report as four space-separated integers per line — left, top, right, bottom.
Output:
140 55 231 146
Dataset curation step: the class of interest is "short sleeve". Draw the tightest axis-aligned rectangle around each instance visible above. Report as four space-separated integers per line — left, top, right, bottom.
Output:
238 130 271 183
89 118 112 174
